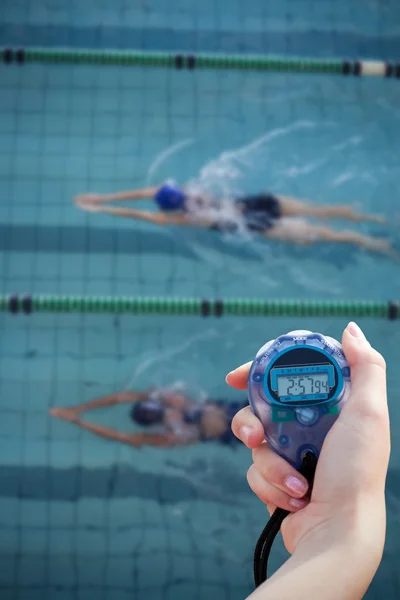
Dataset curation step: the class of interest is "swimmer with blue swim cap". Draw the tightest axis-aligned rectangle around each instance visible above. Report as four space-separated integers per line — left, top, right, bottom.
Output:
74 180 394 257
153 182 187 211
50 388 247 448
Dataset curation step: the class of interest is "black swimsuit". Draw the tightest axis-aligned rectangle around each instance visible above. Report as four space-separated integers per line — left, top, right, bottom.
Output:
237 193 282 233
209 193 281 234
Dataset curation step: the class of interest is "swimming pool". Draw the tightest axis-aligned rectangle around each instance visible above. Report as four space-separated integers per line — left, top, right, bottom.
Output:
2 0 400 58
1 1 400 599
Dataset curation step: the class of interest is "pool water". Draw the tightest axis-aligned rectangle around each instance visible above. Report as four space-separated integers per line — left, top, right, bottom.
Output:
2 65 400 300
2 0 400 57
1 1 400 599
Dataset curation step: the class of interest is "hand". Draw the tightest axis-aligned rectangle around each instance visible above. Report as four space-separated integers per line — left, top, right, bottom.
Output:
74 193 103 211
74 193 102 205
75 199 103 213
49 407 80 423
227 322 390 564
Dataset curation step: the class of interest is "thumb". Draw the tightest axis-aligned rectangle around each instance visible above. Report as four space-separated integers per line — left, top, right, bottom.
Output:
315 322 390 502
341 322 388 423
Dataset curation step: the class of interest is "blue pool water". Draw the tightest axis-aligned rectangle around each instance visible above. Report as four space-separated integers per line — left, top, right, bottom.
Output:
2 0 400 58
1 1 400 599
2 64 400 300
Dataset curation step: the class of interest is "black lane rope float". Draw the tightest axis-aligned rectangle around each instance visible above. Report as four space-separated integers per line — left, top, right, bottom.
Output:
2 47 400 78
1 295 399 319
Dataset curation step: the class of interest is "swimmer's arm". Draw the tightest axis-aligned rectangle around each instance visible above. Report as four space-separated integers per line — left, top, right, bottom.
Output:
89 187 159 204
51 391 149 417
57 416 140 445
50 408 170 447
95 206 205 227
94 206 171 224
51 414 173 448
69 418 197 448
51 410 199 448
127 431 199 448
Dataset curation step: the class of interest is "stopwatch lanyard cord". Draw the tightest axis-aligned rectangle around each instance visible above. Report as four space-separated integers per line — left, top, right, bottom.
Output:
253 451 318 588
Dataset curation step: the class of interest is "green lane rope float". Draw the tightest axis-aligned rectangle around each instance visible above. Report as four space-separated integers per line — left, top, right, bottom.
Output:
2 47 400 77
2 294 399 319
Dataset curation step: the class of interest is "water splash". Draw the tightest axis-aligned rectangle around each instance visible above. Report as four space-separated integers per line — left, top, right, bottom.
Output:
124 327 218 399
146 138 195 185
191 120 316 197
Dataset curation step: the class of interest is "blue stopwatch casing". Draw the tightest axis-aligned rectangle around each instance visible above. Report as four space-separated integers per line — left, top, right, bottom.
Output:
248 330 351 468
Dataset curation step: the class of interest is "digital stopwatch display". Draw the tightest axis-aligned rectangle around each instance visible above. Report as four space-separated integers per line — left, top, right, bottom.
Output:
265 347 340 406
271 365 334 403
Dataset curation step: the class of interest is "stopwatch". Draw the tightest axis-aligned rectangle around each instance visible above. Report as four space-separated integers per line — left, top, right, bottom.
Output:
248 330 351 468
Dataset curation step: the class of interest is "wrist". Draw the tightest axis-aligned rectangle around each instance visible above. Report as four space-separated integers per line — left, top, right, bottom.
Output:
293 497 385 591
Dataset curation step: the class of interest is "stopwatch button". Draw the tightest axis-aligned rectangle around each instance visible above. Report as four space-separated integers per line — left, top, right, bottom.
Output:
295 407 319 426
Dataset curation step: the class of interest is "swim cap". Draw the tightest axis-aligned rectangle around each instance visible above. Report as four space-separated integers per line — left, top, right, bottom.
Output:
130 399 165 426
154 184 186 211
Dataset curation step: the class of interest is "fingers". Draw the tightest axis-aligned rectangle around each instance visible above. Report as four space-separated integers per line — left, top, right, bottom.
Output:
226 361 252 390
247 465 309 512
231 406 264 448
77 202 101 213
75 198 88 207
74 198 89 210
252 443 309 499
233 405 310 510
74 194 102 211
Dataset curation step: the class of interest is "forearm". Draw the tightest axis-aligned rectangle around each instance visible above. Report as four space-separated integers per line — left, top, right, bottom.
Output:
248 515 383 600
72 418 182 448
98 205 194 227
71 391 147 415
95 187 158 203
250 545 371 600
99 205 166 224
74 418 130 443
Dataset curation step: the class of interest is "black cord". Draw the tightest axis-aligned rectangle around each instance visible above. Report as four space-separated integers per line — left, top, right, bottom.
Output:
254 507 289 587
253 451 318 588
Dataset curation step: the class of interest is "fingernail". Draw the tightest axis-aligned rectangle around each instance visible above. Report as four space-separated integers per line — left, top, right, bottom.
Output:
285 476 308 496
347 321 365 339
225 372 233 383
240 426 253 444
289 497 308 510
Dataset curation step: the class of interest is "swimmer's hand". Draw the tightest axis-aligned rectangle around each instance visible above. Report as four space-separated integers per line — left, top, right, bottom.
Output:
227 322 389 598
74 193 102 208
74 195 103 213
49 408 80 423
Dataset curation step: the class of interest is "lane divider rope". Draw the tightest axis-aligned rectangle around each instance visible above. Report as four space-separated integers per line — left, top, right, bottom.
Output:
2 47 400 77
1 294 398 319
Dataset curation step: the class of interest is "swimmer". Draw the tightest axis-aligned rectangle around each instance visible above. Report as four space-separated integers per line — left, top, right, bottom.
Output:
74 182 395 258
49 388 247 448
